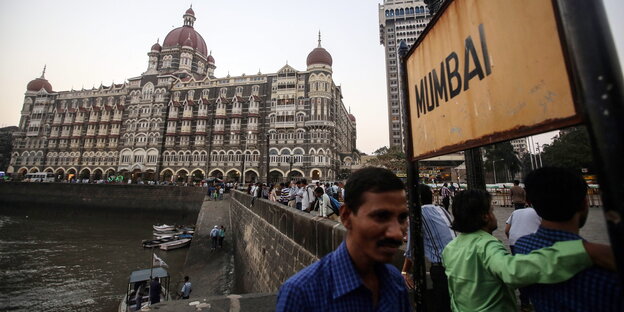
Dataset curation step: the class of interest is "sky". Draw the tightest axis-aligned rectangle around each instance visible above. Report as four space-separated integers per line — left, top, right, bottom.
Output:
0 0 622 155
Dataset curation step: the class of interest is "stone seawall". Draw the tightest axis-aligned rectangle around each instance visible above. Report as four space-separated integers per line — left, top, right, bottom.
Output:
230 190 341 293
230 191 405 294
0 182 206 215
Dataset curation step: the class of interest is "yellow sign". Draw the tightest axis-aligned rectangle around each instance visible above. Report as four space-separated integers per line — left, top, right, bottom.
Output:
406 0 580 160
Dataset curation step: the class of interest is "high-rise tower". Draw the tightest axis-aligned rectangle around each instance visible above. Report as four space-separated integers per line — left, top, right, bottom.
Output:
378 0 432 148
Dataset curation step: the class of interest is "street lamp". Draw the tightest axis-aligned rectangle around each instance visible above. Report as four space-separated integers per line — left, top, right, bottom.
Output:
535 143 543 168
241 131 251 184
492 160 498 184
265 133 270 184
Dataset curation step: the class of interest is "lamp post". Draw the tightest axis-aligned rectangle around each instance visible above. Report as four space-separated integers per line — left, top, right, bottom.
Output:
288 153 294 182
492 160 498 184
535 143 543 168
241 131 251 184
265 133 270 184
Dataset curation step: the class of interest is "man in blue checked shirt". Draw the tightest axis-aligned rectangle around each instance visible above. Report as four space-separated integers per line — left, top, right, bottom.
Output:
515 167 623 312
276 167 411 312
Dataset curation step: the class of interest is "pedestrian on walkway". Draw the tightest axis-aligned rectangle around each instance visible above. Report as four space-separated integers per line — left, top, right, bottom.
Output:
510 180 527 210
180 276 192 299
210 225 220 251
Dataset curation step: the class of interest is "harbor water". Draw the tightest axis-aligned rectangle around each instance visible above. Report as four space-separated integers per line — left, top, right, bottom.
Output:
0 205 194 312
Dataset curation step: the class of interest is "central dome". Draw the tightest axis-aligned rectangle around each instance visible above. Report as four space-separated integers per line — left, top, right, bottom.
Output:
163 27 208 57
162 8 208 58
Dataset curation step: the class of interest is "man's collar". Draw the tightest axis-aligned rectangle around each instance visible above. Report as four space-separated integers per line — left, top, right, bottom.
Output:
537 226 583 239
331 242 362 299
330 242 403 299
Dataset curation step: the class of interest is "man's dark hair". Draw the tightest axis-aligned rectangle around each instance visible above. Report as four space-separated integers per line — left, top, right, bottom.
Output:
344 167 405 214
513 180 520 185
184 276 189 281
451 189 491 233
418 184 433 205
315 187 324 195
301 179 307 185
524 167 588 222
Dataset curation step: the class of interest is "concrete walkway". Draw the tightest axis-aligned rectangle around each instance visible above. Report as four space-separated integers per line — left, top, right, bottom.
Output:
181 195 234 298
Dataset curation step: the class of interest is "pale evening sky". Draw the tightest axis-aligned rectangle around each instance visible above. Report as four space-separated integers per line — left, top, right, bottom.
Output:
0 0 622 154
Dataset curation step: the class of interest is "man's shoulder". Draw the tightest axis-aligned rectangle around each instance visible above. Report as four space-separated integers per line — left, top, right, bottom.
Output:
282 255 331 290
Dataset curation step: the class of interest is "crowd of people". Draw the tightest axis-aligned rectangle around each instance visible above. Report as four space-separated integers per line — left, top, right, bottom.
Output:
275 166 622 312
244 180 345 218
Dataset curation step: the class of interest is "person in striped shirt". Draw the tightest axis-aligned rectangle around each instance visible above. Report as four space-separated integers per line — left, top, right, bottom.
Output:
402 184 455 312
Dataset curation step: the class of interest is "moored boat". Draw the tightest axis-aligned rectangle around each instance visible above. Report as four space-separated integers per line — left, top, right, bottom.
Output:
118 267 170 312
142 237 175 248
159 238 191 250
153 224 175 232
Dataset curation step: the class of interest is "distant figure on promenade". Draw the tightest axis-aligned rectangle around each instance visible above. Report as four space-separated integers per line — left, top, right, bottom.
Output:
218 225 226 248
280 183 290 205
218 186 224 200
210 225 220 251
442 189 612 311
510 180 527 210
149 277 161 305
212 186 219 201
299 179 315 212
269 184 278 202
440 183 452 211
180 276 192 299
276 167 411 311
515 167 623 311
313 187 332 218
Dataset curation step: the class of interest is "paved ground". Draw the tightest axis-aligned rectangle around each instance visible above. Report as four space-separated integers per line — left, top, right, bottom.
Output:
491 205 611 246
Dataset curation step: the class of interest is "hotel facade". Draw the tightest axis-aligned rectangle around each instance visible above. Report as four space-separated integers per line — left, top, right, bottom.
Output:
9 8 358 184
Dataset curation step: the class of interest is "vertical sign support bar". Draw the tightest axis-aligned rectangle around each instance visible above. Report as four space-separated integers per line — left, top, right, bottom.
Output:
464 148 486 190
399 41 427 311
554 0 624 285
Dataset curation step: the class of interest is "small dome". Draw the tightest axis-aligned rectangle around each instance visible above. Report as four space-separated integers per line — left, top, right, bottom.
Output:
306 33 332 67
185 7 195 16
348 114 356 122
306 47 333 67
151 41 162 52
27 77 53 93
207 54 215 64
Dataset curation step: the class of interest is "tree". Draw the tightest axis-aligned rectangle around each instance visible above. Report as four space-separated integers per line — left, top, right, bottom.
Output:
483 141 521 182
367 146 407 174
541 126 593 172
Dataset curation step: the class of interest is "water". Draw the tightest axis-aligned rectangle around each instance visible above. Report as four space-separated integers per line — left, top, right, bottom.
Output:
0 206 194 312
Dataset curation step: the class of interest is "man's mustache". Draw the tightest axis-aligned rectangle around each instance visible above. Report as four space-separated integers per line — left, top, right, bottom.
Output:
376 238 403 248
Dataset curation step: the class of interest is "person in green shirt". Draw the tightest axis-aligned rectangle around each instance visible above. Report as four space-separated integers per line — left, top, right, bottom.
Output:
442 189 614 312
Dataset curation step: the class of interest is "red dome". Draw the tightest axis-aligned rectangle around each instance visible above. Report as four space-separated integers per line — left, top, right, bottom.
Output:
185 7 195 16
207 54 215 64
183 36 193 47
306 47 332 67
27 77 53 92
348 114 356 122
163 26 208 57
151 42 162 52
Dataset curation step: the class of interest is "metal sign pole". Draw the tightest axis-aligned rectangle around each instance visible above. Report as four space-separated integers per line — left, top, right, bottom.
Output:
399 41 427 311
554 0 624 286
464 148 486 190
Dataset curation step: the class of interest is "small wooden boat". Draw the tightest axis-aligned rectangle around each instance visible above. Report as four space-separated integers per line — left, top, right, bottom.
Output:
153 224 175 232
142 237 175 248
159 238 191 250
